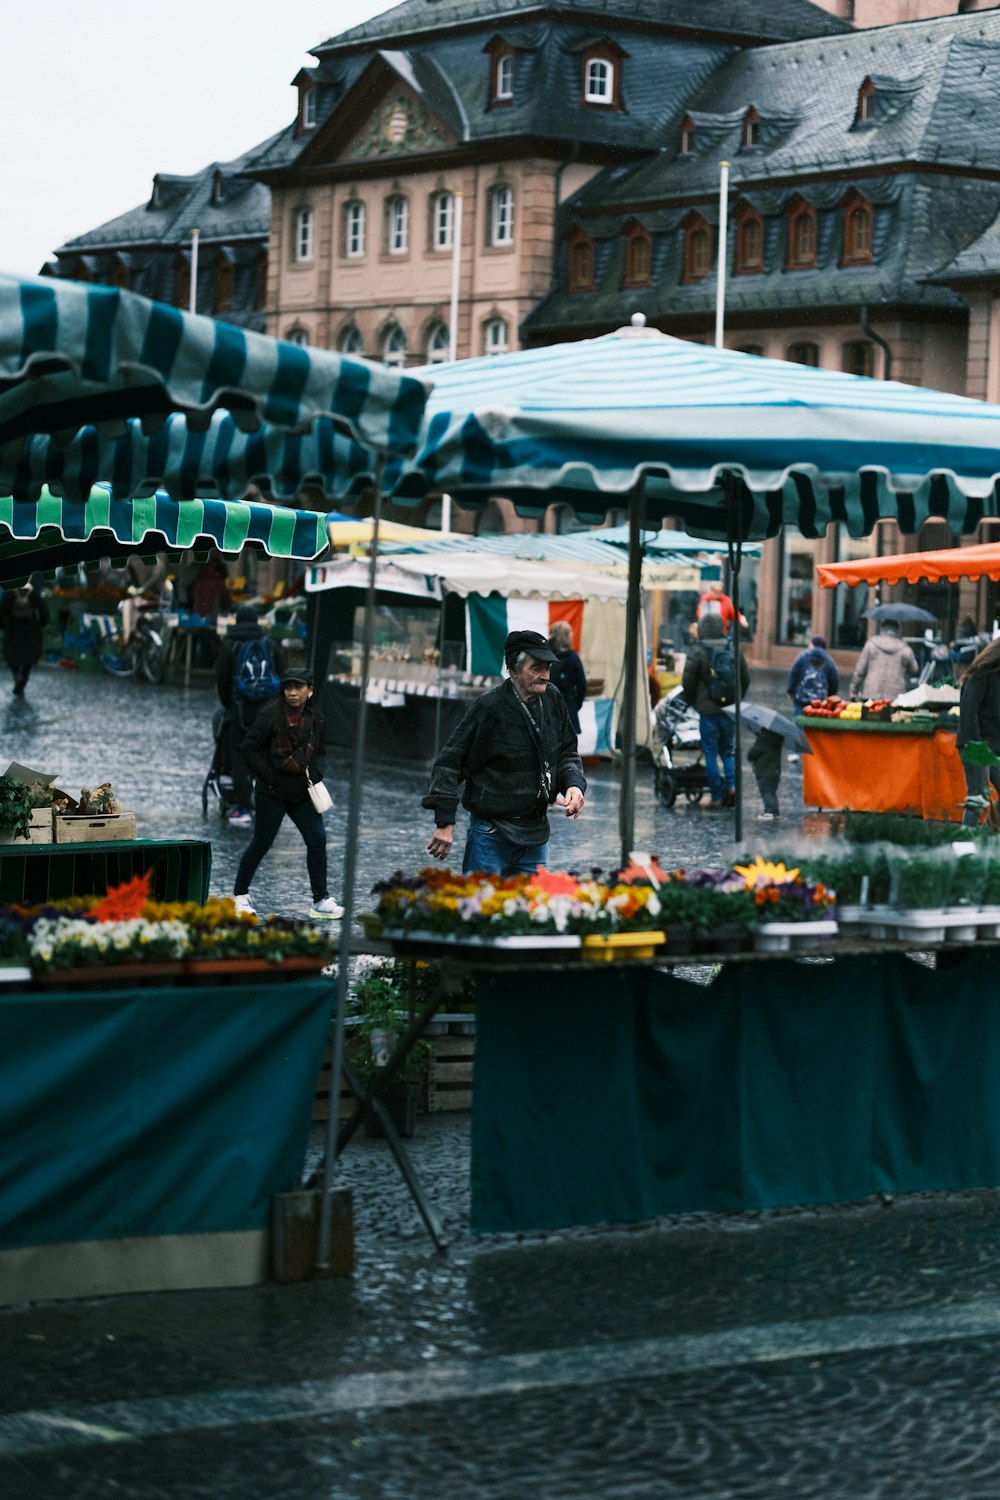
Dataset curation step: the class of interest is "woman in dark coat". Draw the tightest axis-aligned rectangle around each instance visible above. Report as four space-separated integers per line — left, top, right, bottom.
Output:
957 637 1000 826
547 620 587 735
232 667 343 919
0 581 49 697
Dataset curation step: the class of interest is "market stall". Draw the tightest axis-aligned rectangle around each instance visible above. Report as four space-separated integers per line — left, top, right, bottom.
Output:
800 717 967 820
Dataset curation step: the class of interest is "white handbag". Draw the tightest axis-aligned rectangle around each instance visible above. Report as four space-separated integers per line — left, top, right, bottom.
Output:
308 778 333 813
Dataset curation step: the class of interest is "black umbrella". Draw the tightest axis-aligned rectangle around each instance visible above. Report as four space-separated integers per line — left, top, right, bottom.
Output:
862 602 938 624
723 702 812 755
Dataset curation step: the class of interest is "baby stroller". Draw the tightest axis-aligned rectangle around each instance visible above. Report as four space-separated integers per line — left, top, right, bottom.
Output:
202 708 239 818
652 688 710 808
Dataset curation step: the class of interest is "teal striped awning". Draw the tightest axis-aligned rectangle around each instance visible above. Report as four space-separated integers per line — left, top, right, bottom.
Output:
0 274 429 457
0 488 331 586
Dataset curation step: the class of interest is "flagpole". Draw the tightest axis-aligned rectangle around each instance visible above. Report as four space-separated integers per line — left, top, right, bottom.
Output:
714 163 729 350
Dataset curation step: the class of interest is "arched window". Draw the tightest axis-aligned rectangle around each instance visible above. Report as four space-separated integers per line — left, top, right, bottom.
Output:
488 184 514 247
681 213 712 284
383 326 408 368
842 340 874 378
568 231 594 291
585 56 613 103
426 323 451 363
431 191 454 252
841 190 873 265
386 195 409 255
293 206 314 263
679 116 695 155
736 344 764 357
494 50 514 101
787 197 817 270
286 326 309 348
339 326 364 356
734 206 763 274
344 200 366 258
855 78 877 125
623 224 652 288
787 342 820 367
742 108 760 149
484 317 509 356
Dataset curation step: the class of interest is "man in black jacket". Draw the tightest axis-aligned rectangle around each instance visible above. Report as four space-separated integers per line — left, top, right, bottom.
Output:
423 630 586 876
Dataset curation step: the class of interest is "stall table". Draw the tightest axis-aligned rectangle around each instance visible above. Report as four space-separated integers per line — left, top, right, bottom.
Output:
0 838 211 904
800 717 966 820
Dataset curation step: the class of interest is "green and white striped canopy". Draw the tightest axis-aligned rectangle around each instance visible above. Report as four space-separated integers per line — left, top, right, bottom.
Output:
0 487 331 587
0 273 428 456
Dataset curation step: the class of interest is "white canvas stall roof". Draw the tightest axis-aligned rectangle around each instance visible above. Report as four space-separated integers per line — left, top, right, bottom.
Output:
374 532 704 589
306 550 631 602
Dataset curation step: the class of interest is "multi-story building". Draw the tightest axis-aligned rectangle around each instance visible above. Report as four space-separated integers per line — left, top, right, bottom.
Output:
44 0 1000 665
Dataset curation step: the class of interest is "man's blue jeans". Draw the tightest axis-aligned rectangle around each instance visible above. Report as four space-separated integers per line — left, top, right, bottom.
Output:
463 817 548 877
699 712 735 803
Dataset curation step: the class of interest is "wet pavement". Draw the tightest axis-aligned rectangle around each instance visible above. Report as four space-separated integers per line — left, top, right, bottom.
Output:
6 665 1000 1497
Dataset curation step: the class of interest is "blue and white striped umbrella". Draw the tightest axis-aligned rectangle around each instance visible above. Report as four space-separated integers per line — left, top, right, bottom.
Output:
0 273 428 457
387 324 1000 540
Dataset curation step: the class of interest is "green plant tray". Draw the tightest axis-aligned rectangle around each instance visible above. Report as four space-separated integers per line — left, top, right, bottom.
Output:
795 717 952 736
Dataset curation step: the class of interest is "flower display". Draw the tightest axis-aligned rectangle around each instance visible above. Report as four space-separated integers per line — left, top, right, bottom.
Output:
373 867 665 937
28 915 189 970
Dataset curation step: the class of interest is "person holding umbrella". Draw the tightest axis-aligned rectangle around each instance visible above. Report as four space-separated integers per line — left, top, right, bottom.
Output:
724 702 812 823
850 619 918 702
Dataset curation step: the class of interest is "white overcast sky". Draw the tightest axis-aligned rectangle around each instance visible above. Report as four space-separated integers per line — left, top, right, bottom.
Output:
2 1 392 276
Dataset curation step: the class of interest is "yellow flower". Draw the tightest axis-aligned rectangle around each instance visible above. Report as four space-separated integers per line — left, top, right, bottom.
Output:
733 856 801 889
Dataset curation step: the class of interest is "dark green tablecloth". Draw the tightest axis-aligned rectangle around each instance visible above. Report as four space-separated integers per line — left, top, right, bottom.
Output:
0 839 211 904
470 951 1000 1233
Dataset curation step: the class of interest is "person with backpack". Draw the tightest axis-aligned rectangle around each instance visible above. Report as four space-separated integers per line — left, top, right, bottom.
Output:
787 634 839 714
215 606 285 825
681 614 751 811
233 667 343 920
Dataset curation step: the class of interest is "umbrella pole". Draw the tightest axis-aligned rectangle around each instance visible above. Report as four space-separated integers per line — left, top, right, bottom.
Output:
724 473 745 846
317 456 385 1270
619 478 644 866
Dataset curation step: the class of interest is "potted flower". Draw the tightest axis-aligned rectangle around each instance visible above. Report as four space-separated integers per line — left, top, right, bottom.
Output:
731 857 838 952
347 959 430 1139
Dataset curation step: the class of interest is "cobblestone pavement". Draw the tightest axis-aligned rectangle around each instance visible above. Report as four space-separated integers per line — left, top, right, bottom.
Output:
8 666 1000 1498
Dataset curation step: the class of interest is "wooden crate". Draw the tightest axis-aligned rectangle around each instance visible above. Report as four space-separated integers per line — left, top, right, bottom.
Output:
55 812 137 844
312 1042 359 1124
427 1032 475 1113
0 809 53 845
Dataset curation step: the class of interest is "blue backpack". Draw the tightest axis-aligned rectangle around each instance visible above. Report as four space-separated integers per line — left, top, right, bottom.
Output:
705 640 737 707
234 637 280 703
797 656 829 706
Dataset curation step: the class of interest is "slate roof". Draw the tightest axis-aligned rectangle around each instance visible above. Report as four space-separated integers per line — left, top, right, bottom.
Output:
323 0 852 51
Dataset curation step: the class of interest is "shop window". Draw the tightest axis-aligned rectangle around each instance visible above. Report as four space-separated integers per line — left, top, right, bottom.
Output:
568 231 594 291
430 191 454 252
787 342 820 366
344 200 366 258
777 527 817 646
734 207 763 274
339 326 364 356
742 108 760 149
488 184 514 247
855 78 876 125
841 191 873 265
425 322 451 363
484 317 509 356
679 116 695 155
386 195 409 255
787 197 816 269
293 206 314 263
624 226 651 288
383 326 408 367
842 339 875 377
681 213 711 284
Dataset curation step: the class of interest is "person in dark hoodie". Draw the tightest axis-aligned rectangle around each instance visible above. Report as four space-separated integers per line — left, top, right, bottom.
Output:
787 634 839 713
215 606 285 825
0 578 49 697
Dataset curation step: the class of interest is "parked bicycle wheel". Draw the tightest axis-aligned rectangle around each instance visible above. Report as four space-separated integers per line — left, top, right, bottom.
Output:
139 630 167 684
654 767 677 809
96 632 135 677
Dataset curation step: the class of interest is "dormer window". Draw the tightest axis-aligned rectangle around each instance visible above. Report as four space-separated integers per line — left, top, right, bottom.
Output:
841 189 873 266
485 38 516 107
679 117 695 155
855 78 877 126
786 195 816 270
623 222 651 289
302 88 317 129
567 230 594 292
734 204 764 274
211 172 224 207
294 70 319 135
681 212 712 284
742 108 760 149
580 42 624 109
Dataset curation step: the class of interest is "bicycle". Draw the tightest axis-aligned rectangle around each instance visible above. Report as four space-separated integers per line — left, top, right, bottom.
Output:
93 598 170 683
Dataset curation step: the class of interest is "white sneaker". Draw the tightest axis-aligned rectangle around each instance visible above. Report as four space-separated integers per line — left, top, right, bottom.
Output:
309 897 344 919
757 812 778 822
233 894 256 916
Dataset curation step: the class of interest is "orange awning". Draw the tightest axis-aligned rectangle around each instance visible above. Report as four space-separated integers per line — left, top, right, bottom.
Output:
816 542 1000 589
